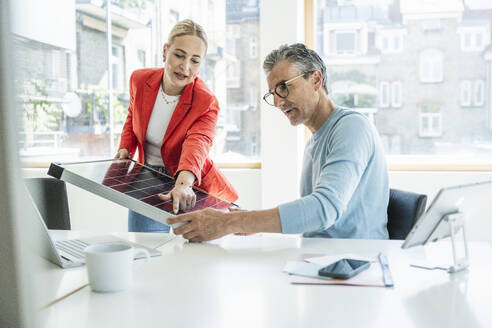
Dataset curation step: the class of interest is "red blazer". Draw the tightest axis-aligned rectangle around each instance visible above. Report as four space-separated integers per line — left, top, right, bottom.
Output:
118 68 238 202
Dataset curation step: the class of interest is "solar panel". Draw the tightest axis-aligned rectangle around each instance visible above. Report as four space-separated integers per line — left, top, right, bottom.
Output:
48 159 236 229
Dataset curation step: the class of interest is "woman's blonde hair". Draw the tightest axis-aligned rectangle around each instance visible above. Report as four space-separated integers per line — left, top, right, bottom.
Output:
168 19 208 49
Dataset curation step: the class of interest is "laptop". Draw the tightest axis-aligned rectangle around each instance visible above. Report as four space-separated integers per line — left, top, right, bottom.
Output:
26 188 166 269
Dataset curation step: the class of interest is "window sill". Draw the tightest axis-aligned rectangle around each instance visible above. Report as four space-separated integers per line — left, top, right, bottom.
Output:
21 157 492 172
20 159 262 170
386 156 492 172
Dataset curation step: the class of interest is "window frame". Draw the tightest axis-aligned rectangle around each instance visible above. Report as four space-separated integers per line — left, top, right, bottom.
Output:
391 81 402 108
377 29 405 54
460 80 472 107
459 26 490 52
419 105 442 138
473 79 485 107
379 81 390 108
249 36 258 59
419 49 443 83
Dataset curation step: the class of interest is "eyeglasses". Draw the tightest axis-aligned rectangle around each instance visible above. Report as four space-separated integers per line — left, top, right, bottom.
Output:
263 71 311 106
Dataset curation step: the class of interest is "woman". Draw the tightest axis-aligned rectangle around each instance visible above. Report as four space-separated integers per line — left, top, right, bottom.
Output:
116 19 238 233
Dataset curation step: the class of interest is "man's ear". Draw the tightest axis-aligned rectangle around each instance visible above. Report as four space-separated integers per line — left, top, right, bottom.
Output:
312 70 323 91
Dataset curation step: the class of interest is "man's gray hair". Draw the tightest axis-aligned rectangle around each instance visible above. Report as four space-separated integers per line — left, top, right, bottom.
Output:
263 43 328 93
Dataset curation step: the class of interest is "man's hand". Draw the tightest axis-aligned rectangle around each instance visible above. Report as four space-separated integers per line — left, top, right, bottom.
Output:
115 148 131 159
167 208 234 242
228 206 253 236
158 184 196 214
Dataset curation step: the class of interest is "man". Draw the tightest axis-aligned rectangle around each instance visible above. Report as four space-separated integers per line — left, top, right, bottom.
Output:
168 43 389 242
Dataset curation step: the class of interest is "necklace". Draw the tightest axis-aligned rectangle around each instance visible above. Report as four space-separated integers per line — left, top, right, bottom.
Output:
160 81 180 105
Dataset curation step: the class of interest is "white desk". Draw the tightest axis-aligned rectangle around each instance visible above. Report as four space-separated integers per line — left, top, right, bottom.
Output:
37 231 492 328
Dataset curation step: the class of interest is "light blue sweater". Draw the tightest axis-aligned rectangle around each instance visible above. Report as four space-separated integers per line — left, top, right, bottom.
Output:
278 107 389 239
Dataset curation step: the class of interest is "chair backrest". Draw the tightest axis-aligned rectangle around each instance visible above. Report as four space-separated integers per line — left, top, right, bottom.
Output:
24 177 71 230
387 188 427 240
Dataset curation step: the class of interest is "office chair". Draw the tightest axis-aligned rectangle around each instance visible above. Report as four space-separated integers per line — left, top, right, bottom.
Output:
387 188 427 240
24 177 71 230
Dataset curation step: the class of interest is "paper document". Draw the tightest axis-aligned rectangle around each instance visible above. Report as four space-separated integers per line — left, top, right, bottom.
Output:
305 253 376 266
283 253 388 287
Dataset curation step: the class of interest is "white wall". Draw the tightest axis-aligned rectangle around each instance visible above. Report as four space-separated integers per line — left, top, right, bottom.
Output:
260 0 306 209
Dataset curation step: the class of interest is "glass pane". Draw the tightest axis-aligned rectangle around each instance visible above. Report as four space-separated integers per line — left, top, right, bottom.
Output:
336 33 356 53
14 0 261 164
14 0 155 163
316 1 492 158
432 116 440 130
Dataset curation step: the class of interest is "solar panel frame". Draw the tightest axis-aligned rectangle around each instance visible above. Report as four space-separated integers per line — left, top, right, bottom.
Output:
47 159 236 229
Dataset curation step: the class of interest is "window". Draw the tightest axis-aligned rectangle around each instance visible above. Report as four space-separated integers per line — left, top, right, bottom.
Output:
379 81 389 107
393 36 400 51
137 49 146 68
227 60 240 88
249 86 257 109
249 36 258 59
112 45 125 91
391 82 402 108
476 32 483 48
378 31 404 53
335 31 356 54
459 26 490 52
15 0 261 164
169 10 179 27
419 49 443 83
460 80 471 107
419 105 442 137
382 36 389 51
464 32 472 49
462 80 485 107
379 81 401 108
315 2 492 161
474 80 485 107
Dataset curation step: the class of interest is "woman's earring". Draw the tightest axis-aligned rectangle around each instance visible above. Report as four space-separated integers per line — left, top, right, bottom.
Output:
163 55 166 62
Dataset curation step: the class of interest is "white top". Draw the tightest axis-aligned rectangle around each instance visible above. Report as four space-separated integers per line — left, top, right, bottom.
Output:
38 231 492 328
144 84 180 166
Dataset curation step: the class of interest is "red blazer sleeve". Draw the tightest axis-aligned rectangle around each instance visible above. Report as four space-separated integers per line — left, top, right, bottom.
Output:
176 96 219 186
118 72 138 155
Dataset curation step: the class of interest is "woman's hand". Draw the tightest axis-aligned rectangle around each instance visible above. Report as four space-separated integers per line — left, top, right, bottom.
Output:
115 148 131 159
159 184 196 214
158 170 197 213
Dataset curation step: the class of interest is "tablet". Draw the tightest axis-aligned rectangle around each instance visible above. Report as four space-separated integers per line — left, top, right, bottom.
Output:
402 180 492 249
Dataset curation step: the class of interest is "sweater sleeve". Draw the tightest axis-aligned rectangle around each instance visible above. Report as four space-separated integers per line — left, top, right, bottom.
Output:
278 115 374 233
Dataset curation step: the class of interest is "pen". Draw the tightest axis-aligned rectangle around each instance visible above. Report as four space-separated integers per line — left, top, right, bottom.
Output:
378 252 394 287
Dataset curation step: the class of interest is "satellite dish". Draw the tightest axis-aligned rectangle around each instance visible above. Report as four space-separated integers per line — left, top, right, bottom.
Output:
62 92 82 117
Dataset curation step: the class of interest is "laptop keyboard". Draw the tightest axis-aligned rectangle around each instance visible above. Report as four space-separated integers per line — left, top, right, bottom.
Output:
55 239 90 260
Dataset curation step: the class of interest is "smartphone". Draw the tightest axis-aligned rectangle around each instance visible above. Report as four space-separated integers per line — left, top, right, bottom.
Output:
318 258 371 279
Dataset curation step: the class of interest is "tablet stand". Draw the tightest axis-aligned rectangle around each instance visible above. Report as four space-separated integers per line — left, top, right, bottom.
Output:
442 212 469 273
412 211 469 273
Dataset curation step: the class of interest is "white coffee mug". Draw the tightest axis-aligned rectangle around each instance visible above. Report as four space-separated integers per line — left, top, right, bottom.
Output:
84 243 150 293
